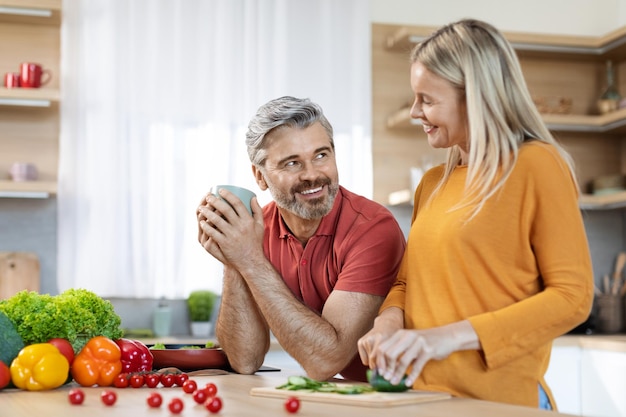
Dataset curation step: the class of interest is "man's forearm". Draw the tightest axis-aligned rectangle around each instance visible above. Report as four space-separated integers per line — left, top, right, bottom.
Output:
216 267 270 374
239 260 374 380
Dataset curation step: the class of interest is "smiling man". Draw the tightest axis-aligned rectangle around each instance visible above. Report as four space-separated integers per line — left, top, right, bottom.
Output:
196 96 406 381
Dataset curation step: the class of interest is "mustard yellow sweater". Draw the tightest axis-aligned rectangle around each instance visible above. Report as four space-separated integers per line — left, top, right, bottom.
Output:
381 142 593 407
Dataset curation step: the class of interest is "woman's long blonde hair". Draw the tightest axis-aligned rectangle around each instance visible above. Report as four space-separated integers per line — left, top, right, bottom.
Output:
411 19 577 217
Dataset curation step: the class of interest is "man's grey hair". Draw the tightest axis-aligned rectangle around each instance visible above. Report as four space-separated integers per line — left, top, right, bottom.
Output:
245 96 334 167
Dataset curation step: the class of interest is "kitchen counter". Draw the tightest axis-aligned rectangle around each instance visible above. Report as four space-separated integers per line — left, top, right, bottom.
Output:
554 333 626 352
2 371 576 417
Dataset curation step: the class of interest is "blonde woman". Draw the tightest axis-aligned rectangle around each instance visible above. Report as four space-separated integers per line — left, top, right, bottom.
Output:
357 19 593 410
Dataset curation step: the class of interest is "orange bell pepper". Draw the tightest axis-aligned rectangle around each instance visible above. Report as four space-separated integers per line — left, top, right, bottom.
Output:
10 343 70 391
71 335 122 387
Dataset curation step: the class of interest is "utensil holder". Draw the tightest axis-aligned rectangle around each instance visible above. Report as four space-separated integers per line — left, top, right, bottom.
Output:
596 294 623 334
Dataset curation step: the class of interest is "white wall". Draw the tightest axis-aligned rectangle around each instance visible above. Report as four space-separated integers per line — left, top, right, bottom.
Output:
370 0 621 36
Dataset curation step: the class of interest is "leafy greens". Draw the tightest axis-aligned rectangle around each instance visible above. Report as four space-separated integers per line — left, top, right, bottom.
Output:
0 288 123 353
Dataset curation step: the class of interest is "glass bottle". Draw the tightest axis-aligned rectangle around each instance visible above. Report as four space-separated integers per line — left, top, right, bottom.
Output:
152 298 172 337
598 60 621 113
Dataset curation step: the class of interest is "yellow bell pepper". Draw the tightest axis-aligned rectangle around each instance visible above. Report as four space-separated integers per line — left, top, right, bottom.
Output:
10 343 70 391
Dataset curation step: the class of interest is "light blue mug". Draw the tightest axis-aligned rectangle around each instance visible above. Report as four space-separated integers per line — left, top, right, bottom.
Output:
210 185 255 215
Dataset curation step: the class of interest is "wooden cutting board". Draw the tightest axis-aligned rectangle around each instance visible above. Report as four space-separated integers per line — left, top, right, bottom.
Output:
250 385 451 407
0 252 40 300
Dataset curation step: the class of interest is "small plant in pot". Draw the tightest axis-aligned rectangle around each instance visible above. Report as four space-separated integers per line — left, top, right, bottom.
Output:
187 290 218 338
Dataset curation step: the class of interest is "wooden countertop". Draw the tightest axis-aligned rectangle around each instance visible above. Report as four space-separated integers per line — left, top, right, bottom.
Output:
554 334 626 352
2 371 575 416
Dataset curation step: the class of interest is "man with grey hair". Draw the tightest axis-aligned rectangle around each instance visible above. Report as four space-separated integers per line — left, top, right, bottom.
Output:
197 96 405 381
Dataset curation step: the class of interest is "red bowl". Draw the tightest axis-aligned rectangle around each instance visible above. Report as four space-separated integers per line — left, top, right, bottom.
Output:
149 344 228 370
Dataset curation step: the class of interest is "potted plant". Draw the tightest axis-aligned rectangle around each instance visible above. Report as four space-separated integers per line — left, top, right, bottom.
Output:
187 290 218 337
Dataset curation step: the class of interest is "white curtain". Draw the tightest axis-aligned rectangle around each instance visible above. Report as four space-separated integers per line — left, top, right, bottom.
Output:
58 0 372 298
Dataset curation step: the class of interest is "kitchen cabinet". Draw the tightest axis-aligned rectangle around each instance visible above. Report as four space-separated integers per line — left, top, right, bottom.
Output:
0 0 61 199
546 336 626 417
581 348 626 417
546 345 583 415
372 23 626 208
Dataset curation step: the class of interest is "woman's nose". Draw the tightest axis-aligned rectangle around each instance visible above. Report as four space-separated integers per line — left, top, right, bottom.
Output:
410 100 423 119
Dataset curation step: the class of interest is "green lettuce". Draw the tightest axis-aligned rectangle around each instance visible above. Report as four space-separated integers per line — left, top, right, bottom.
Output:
0 288 123 353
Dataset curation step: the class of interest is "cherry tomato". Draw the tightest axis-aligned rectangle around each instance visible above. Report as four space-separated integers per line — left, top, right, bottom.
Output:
182 379 197 394
101 390 117 406
205 382 218 397
168 397 184 414
160 373 175 387
175 372 189 386
192 387 209 404
205 396 223 414
284 396 300 413
0 361 10 390
145 373 160 388
130 373 145 388
68 388 85 405
146 392 163 408
114 373 129 388
48 338 75 365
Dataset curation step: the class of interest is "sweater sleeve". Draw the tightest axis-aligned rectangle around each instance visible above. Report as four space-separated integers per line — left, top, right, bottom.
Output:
468 144 594 370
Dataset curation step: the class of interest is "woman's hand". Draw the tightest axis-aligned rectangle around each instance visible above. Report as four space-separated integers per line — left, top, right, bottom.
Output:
361 319 480 387
357 307 404 368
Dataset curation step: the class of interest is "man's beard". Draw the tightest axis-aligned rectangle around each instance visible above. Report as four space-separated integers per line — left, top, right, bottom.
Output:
268 179 339 220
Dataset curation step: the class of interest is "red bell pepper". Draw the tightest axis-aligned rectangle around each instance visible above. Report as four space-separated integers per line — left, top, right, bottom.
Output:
115 338 153 373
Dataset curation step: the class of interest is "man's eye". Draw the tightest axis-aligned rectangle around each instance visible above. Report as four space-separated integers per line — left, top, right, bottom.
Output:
315 153 327 160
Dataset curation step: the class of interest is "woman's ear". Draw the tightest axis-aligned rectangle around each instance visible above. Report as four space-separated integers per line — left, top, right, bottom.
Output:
252 165 268 191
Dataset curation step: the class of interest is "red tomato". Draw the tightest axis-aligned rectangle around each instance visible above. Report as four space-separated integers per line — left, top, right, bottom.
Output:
182 379 197 394
146 392 163 408
205 396 223 414
48 338 75 365
129 373 145 388
101 390 117 406
160 373 175 387
0 361 10 390
192 387 209 404
114 373 129 388
205 382 218 396
174 373 189 386
145 373 160 388
168 397 184 414
284 396 300 413
68 388 85 405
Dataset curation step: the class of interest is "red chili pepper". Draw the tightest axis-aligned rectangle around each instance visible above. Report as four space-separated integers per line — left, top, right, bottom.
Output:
114 338 154 373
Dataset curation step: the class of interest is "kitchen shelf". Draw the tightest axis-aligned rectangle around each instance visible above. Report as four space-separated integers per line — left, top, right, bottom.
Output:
579 191 626 210
385 189 626 211
384 25 626 60
0 0 61 25
0 87 59 107
387 106 626 133
0 180 56 198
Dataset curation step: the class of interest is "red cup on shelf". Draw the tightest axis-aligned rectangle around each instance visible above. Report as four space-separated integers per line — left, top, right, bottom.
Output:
20 62 52 88
4 72 21 88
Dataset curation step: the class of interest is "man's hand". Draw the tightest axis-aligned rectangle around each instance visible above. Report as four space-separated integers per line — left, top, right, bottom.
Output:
196 188 264 267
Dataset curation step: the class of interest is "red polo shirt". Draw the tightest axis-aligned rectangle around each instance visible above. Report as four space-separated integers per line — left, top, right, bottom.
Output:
263 186 406 380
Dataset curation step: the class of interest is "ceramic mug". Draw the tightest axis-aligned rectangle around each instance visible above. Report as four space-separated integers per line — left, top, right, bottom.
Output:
210 185 255 215
20 62 52 88
4 72 21 88
9 162 38 182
